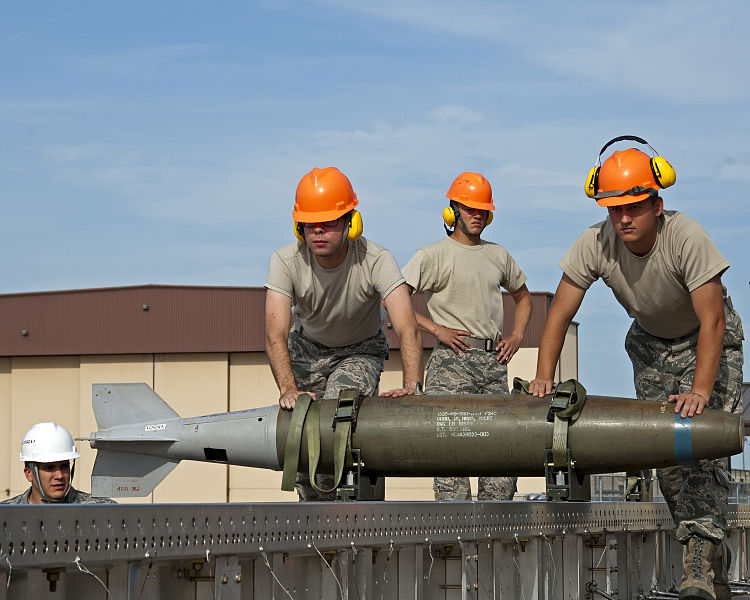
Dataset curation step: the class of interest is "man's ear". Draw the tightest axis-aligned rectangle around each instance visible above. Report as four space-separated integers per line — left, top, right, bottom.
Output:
653 196 664 217
23 466 33 483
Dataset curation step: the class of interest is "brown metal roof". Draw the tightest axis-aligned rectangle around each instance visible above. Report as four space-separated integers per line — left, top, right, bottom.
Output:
0 285 556 357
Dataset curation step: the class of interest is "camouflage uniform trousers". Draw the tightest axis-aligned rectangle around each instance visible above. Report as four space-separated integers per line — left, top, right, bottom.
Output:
288 328 388 501
426 342 517 501
625 300 744 543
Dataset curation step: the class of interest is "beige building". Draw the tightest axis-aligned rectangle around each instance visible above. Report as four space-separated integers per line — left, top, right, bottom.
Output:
0 285 578 503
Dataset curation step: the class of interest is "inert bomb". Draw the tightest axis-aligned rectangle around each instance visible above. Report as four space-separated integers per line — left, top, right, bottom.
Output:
87 383 743 499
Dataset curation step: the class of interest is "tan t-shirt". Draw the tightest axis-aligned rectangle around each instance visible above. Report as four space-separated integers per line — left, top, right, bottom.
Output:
265 237 405 347
559 210 729 339
402 236 527 339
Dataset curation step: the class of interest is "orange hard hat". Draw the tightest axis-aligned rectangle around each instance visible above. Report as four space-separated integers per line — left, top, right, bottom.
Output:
293 167 359 223
594 148 670 207
446 172 495 211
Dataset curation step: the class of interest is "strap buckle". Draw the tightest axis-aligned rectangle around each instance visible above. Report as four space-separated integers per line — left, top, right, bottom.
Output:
333 389 359 428
547 379 586 421
547 379 587 471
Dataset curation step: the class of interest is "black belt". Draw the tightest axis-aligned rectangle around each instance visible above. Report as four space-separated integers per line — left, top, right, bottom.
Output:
461 333 502 352
635 320 699 344
656 326 700 343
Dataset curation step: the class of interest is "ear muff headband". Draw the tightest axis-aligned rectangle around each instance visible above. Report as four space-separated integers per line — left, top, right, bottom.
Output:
442 203 493 228
597 134 655 158
585 135 676 199
293 210 363 242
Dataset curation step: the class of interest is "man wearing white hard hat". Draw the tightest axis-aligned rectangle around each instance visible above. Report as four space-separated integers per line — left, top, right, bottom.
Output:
2 422 114 505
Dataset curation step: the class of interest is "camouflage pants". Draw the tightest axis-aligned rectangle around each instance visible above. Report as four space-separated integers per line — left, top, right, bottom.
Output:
625 301 744 542
288 329 388 501
426 343 517 501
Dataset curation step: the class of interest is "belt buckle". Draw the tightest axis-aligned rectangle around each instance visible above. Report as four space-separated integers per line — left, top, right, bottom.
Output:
486 332 502 352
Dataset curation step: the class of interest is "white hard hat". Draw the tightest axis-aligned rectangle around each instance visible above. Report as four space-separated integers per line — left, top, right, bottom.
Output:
19 422 80 463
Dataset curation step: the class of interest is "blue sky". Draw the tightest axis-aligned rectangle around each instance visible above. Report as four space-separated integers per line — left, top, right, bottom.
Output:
2 1 748 398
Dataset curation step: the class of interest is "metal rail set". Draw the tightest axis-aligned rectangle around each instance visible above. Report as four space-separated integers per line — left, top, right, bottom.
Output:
2 501 750 599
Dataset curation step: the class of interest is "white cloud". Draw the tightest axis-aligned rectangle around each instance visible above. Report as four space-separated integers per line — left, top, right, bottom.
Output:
41 143 109 164
78 43 218 73
430 105 485 125
19 113 647 233
323 0 750 105
319 0 523 40
537 13 750 104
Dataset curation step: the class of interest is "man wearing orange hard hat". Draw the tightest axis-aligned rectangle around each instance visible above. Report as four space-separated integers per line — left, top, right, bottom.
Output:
529 136 743 600
265 167 423 501
402 171 532 502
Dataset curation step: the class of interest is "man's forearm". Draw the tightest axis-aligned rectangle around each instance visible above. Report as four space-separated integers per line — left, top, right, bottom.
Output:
687 277 727 401
535 315 569 380
534 276 585 381
692 319 724 400
399 327 424 388
414 312 440 337
265 334 297 394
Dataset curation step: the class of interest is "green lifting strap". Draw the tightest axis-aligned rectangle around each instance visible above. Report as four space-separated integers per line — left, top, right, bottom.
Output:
550 379 587 468
512 377 531 395
306 400 352 495
280 393 314 492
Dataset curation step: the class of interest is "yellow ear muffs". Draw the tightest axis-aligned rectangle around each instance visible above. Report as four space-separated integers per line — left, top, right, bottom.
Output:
651 156 676 189
442 206 457 227
347 210 363 241
586 135 677 199
295 212 362 242
294 221 305 242
442 205 493 227
585 166 600 198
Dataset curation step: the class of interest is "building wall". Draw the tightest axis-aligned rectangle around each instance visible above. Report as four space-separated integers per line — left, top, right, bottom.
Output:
1 330 577 503
0 358 11 499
